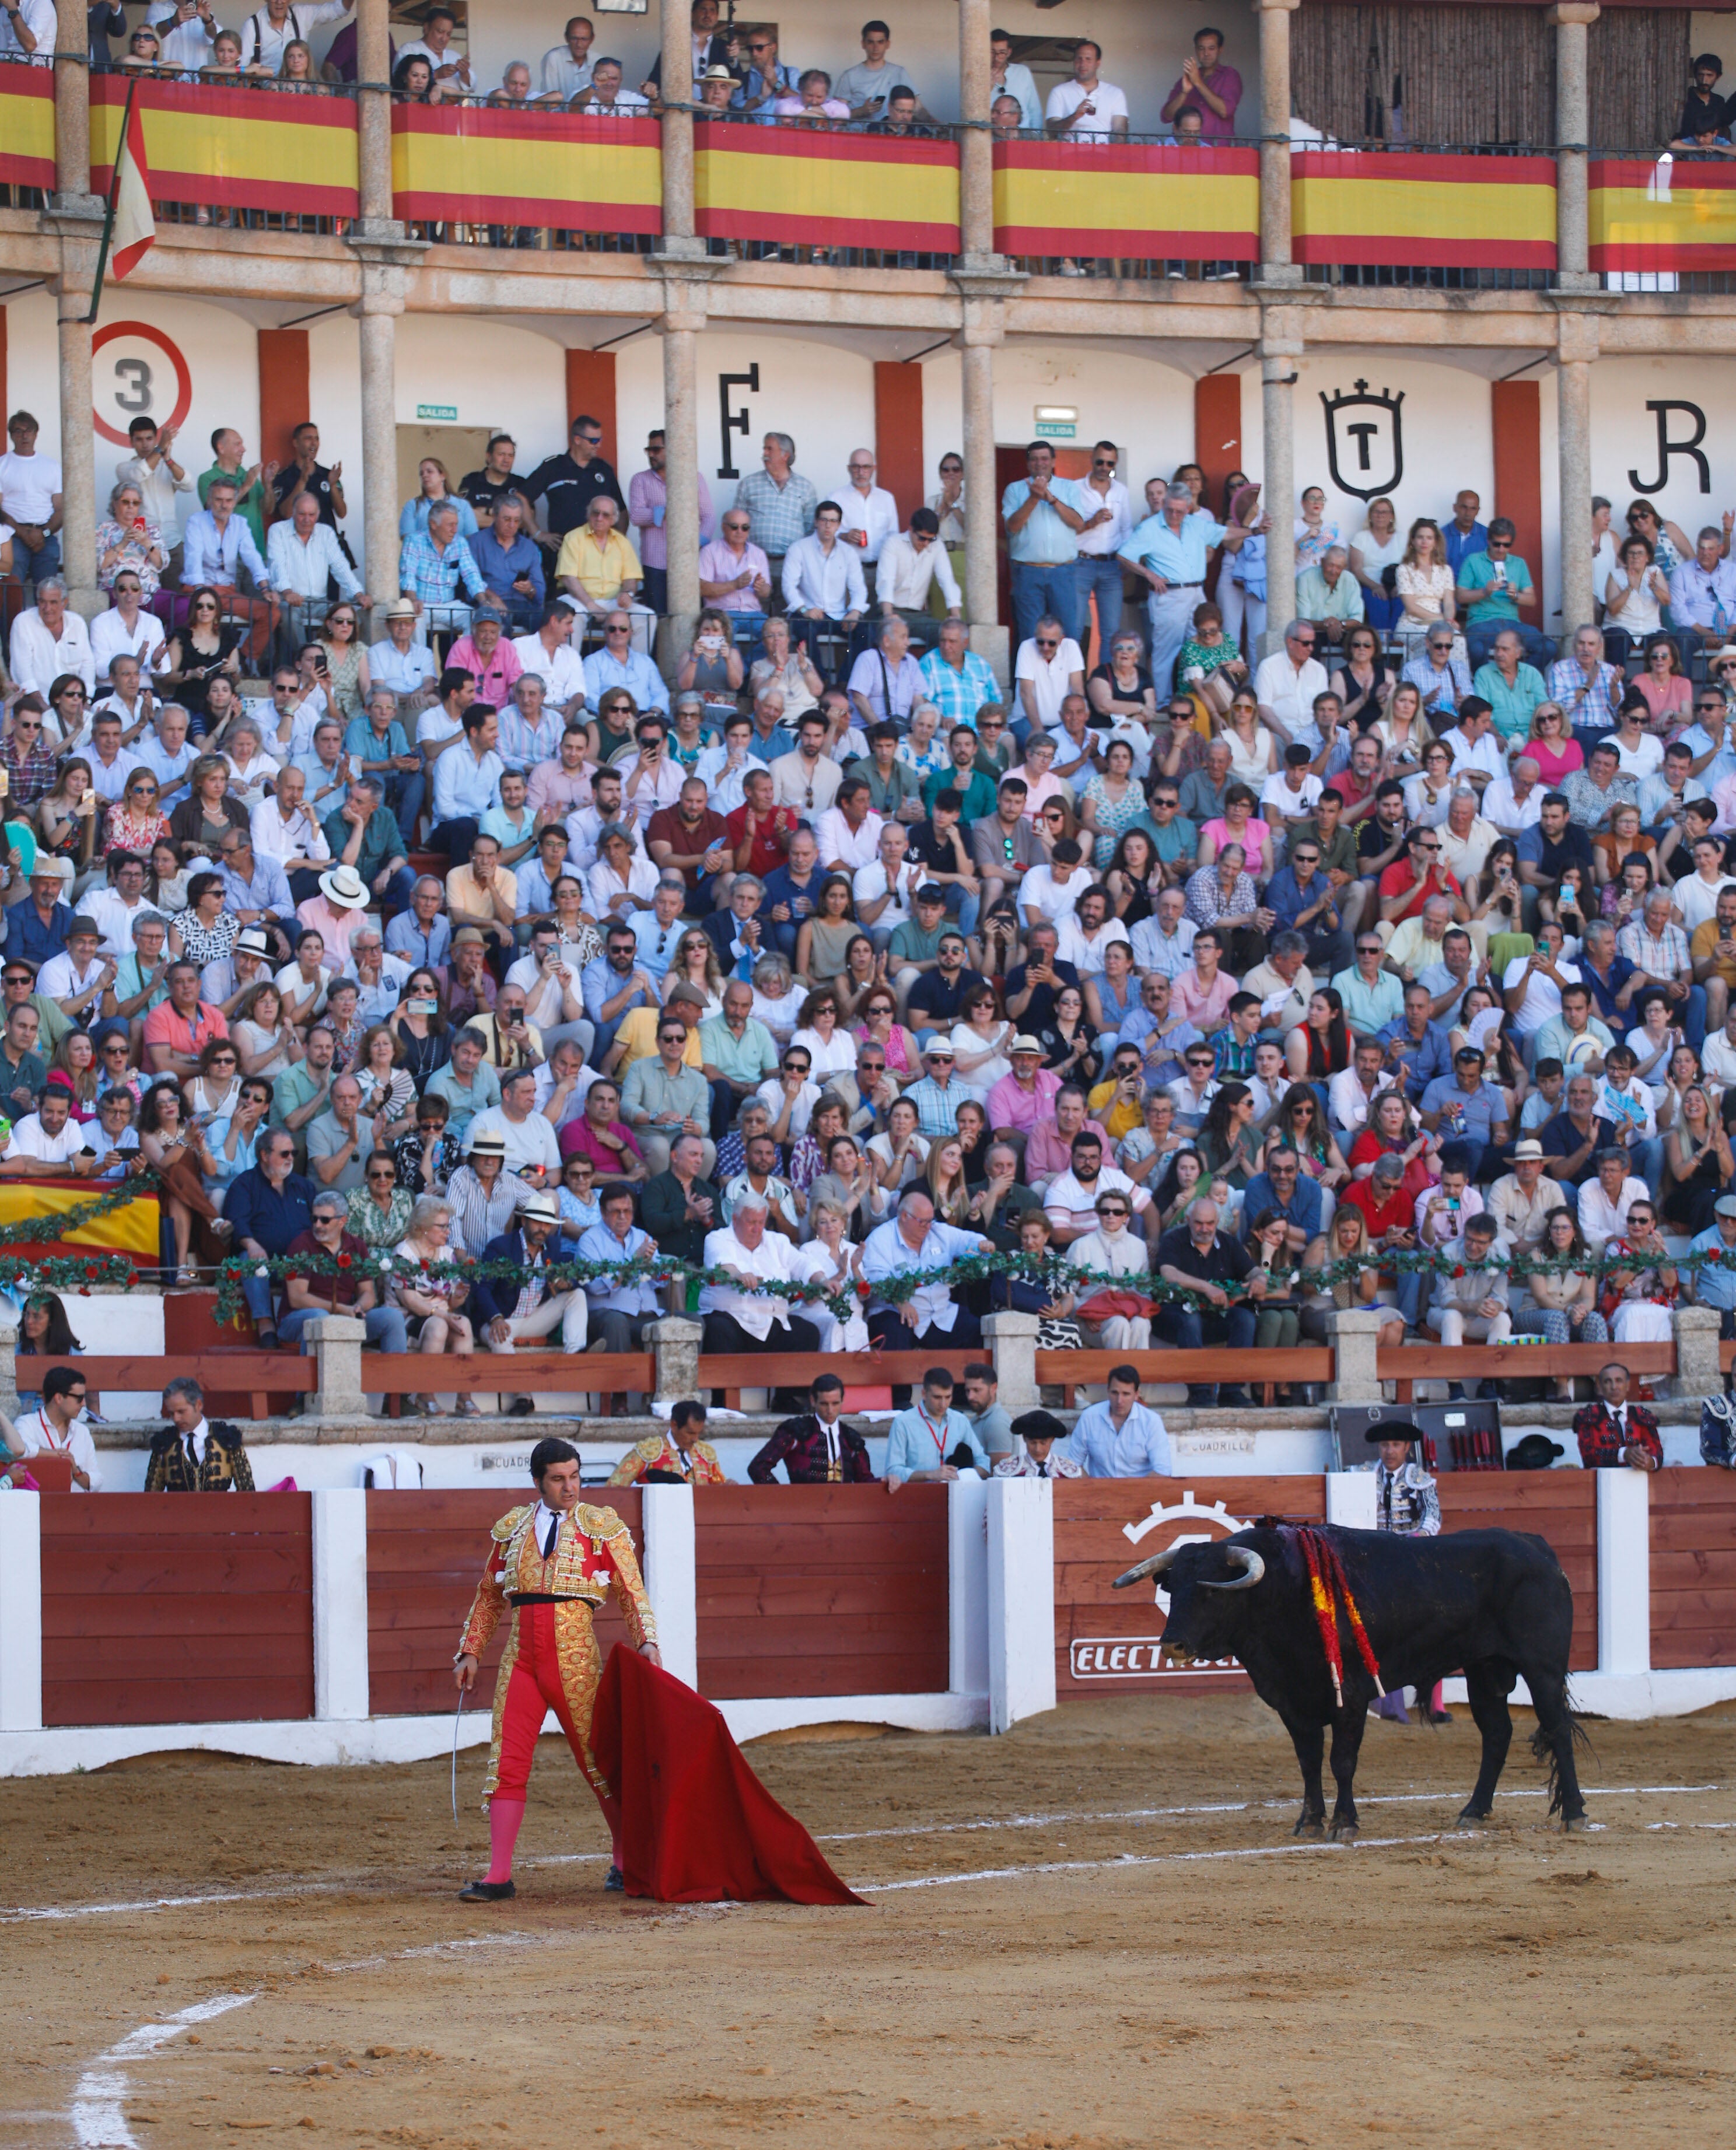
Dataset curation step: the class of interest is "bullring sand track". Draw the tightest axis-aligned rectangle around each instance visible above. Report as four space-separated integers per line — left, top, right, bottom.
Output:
5 1694 1735 2148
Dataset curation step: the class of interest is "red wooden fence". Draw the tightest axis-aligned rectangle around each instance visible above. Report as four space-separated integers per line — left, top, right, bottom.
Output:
40 1493 314 1727
693 1482 949 1701
1053 1474 1328 1699
365 1486 644 1716
1436 1471 1598 1673
1650 1467 1736 1671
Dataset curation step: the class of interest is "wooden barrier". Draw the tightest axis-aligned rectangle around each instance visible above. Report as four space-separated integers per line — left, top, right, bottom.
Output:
1052 1474 1327 1699
359 1350 654 1404
694 1349 979 1410
1650 1466 1736 1671
692 1482 949 1701
1378 1340 1674 1405
1436 1472 1598 1673
365 1486 643 1717
40 1492 314 1727
29 1352 312 1423
1035 1347 1331 1406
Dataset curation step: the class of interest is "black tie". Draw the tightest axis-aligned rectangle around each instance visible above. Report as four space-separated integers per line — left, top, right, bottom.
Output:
542 1512 560 1561
1038 1462 1049 1479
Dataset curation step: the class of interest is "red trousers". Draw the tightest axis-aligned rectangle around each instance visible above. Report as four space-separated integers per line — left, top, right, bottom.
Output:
485 1600 620 1836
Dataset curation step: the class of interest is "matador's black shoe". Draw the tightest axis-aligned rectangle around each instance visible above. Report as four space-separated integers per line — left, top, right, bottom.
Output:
604 1864 625 1892
459 1878 516 1902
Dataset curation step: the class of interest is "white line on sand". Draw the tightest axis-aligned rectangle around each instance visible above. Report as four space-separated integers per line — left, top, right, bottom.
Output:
70 1995 255 2149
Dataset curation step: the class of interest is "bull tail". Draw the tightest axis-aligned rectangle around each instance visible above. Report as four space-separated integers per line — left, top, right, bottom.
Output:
1529 1687 1594 1817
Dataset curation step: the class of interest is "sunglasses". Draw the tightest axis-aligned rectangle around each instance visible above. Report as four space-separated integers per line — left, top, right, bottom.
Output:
366 1168 396 1181
576 432 603 445
1035 638 1059 650
1098 1204 1130 1216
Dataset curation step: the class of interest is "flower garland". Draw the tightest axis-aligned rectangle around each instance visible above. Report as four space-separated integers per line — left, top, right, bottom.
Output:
0 1251 135 1298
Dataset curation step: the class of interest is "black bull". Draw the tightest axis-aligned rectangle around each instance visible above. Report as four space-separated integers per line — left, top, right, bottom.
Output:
1114 1524 1587 1835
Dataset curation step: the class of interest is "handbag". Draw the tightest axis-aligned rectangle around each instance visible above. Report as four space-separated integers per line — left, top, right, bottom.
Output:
1200 668 1238 719
1076 1288 1159 1326
1037 1317 1082 1351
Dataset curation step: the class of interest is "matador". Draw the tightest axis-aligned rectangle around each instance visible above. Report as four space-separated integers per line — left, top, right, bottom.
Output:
455 1436 661 1901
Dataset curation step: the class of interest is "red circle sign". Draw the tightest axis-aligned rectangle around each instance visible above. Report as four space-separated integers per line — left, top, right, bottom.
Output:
92 321 193 448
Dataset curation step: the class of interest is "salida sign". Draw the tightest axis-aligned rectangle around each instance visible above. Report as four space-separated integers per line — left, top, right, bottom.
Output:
1068 1490 1248 1680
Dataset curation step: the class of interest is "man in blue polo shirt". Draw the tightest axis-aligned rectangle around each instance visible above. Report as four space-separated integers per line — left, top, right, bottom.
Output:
1120 481 1258 702
1001 440 1087 646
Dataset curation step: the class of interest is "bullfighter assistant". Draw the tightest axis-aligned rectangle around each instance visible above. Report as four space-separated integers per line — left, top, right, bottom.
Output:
455 1438 662 1902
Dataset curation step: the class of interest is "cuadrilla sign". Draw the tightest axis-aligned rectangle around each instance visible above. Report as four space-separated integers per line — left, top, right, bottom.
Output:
1069 1490 1248 1680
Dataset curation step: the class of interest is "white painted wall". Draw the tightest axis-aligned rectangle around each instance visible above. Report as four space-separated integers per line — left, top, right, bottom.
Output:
686 327 879 510
1590 355 1736 558
393 312 568 460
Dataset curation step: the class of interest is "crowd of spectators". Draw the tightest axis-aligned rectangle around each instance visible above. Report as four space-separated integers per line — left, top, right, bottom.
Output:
6 373 1736 1417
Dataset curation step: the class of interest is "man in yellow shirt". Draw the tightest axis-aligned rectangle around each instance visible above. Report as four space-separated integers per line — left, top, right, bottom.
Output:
555 495 655 652
606 983 707 1078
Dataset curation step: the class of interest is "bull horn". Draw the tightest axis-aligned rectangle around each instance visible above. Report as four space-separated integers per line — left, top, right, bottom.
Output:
1112 1545 1184 1589
1199 1547 1266 1592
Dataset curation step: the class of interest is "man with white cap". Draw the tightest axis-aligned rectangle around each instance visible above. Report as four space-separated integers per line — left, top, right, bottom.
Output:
295 861 372 963
1485 1136 1558 1256
471 1188 589 1415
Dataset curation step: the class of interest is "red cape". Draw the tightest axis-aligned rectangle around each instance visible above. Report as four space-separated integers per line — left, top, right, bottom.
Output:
590 1647 867 1906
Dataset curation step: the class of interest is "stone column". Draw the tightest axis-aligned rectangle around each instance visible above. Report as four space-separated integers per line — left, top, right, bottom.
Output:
656 275 708 666
957 0 994 263
354 0 398 237
1671 1305 1722 1403
1259 317 1303 656
1556 310 1597 642
304 1314 367 1417
659 0 698 253
0 1301 17 1420
46 3 105 619
981 1311 1039 1413
1255 0 1302 286
1324 1306 1384 1403
647 1315 702 1406
947 266 1022 687
346 254 413 611
1549 4 1600 293
53 0 94 204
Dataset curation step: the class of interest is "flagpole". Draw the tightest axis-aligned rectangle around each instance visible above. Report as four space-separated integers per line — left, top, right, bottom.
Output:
82 69 143 328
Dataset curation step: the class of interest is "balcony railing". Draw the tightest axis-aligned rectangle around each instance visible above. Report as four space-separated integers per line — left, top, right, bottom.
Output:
15 62 1736 294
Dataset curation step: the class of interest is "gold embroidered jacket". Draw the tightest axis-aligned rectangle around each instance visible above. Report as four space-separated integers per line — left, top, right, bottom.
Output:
144 1421 256 1493
459 1501 657 1661
607 1433 728 1486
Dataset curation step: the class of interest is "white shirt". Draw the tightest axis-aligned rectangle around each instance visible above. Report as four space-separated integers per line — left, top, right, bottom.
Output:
464 1104 561 1182
251 794 331 865
116 450 194 537
540 43 593 97
1254 652 1329 733
12 1405 102 1491
85 745 144 806
769 751 843 814
873 531 962 612
266 519 360 603
1611 730 1665 782
1482 775 1544 834
1019 864 1086 925
1260 771 1323 824
236 1 349 72
586 850 659 918
9 607 94 696
814 805 884 871
1577 1173 1647 1249
1014 636 1086 729
37 949 108 1005
4 1113 89 1165
835 484 900 566
698 1222 802 1340
1326 1066 1396 1137
510 631 586 708
782 533 867 620
1074 477 1133 559
1129 914 1196 974
1504 951 1580 1038
615 750 685 832
1447 729 1506 785
853 855 922 934
1055 914 1131 975
0 443 62 524
1401 772 1455 829
90 606 167 678
1681 873 1736 938
84 888 160 959
1044 75 1129 134
1044 1166 1149 1234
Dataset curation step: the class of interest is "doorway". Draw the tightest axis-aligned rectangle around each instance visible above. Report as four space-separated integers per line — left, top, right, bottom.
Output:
397 423 494 513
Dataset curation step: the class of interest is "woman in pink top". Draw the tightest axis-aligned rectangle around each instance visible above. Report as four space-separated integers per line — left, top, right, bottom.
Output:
1522 700 1584 787
1632 633 1692 727
1196 780 1274 877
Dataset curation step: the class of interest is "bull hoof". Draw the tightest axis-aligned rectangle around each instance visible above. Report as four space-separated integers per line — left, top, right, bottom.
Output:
1293 1814 1325 1840
1562 1812 1590 1834
1328 1820 1359 1843
1456 1804 1491 1827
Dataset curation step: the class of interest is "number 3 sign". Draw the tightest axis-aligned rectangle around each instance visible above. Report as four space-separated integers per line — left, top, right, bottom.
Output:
92 322 192 447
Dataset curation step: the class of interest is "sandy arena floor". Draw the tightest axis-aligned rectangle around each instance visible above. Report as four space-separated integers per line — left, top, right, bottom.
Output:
5 1696 1734 2149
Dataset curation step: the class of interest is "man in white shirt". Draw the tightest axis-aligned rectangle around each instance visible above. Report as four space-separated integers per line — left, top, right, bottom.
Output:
237 0 352 73
83 711 144 806
1015 619 1086 736
1254 621 1329 738
1044 39 1130 137
1261 747 1322 832
0 0 55 63
579 56 649 115
1502 923 1579 1042
769 712 844 815
782 501 867 627
0 406 62 591
115 414 194 547
265 489 369 629
853 823 924 950
1326 1041 1396 1139
540 14 594 99
9 577 94 696
1073 440 1133 643
846 617 926 729
395 2 470 87
1020 842 1089 929
509 603 586 715
1444 699 1504 794
134 705 198 807
467 1068 562 1187
836 450 901 573
85 856 160 959
698 1196 817 1351
814 782 884 873
146 0 219 72
90 574 168 680
1483 755 1545 836
1 1085 95 1175
1576 1146 1648 1250
874 511 962 622
8 1367 102 1491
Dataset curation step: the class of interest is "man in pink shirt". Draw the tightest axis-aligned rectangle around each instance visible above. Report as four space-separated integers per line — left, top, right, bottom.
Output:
142 961 230 1078
526 723 595 819
628 430 715 618
698 505 773 615
1170 926 1237 1033
986 1037 1063 1143
447 614 523 712
1024 1083 1111 1191
1160 26 1241 140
